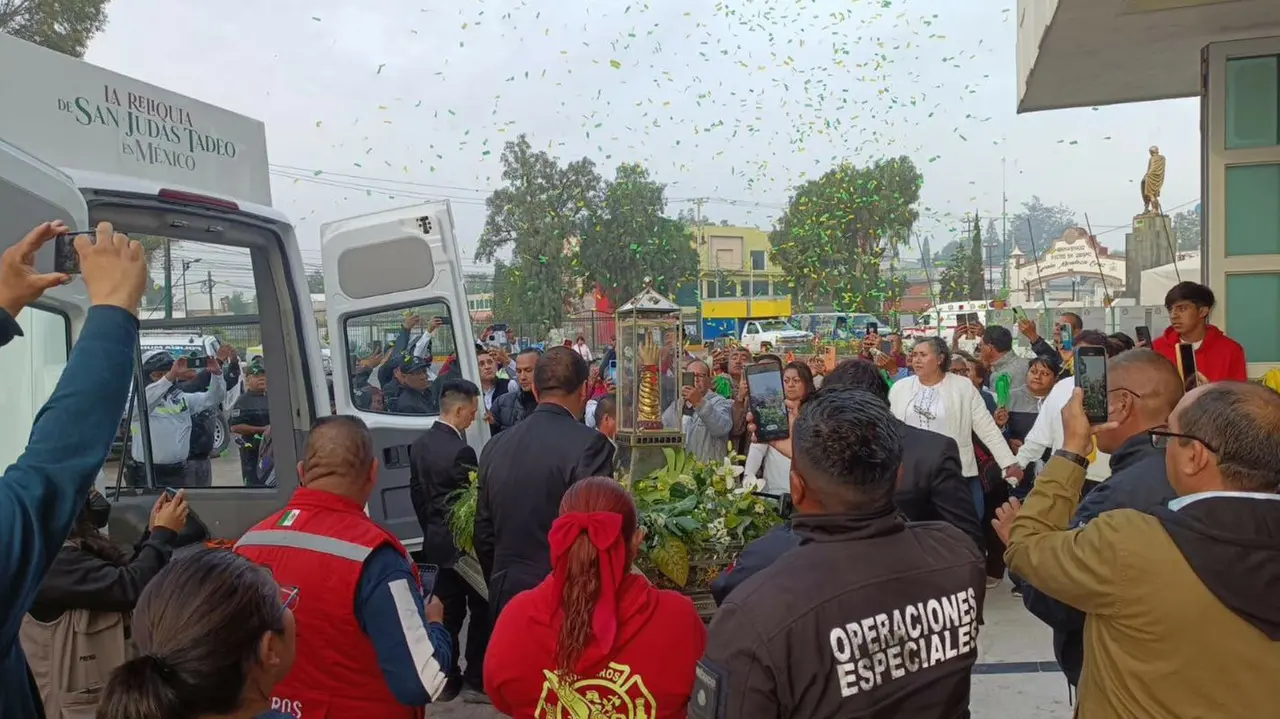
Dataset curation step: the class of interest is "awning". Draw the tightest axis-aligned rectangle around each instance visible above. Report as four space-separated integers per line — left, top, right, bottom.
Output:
1017 0 1280 112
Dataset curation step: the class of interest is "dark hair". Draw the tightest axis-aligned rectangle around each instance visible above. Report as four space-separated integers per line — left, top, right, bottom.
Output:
99 550 285 719
1178 382 1280 492
70 497 128 566
1075 330 1113 354
757 353 783 366
1059 312 1084 333
821 359 889 405
917 336 952 373
1164 281 1216 311
555 477 637 677
792 388 903 511
535 346 590 396
1109 332 1136 352
439 378 480 413
1028 354 1061 377
783 361 816 398
981 325 1013 353
594 394 617 428
516 347 543 360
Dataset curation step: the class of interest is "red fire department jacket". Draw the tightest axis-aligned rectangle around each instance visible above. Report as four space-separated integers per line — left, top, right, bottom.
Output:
235 487 423 719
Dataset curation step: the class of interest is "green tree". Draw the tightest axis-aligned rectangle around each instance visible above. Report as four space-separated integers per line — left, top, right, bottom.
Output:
476 135 602 332
1169 208 1201 252
1008 196 1078 256
967 214 985 300
226 290 254 315
937 241 971 304
1 0 111 57
306 268 325 294
769 156 922 312
577 163 699 308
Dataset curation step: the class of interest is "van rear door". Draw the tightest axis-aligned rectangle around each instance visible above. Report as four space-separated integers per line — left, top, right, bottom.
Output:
322 201 483 547
0 139 89 270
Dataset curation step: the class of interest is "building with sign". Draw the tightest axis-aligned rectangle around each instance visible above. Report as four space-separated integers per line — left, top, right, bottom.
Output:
1007 227 1126 304
1016 0 1280 375
687 225 793 341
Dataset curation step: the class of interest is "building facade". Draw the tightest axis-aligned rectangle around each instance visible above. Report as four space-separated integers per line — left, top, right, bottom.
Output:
1017 0 1280 375
692 225 793 320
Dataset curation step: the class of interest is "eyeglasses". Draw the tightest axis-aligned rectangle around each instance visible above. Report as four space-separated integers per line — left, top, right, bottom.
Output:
1149 429 1219 454
1108 387 1143 398
279 585 300 612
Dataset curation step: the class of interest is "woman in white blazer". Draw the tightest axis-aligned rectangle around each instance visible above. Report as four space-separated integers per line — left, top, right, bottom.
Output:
889 337 1018 518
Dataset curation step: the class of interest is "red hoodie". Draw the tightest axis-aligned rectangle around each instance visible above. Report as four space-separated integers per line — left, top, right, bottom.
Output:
1152 324 1248 383
485 572 707 719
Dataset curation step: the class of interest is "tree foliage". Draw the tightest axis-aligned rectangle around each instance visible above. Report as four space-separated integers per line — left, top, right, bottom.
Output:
577 163 699 309
476 134 601 331
967 214 985 300
937 241 971 303
1169 208 1201 252
306 268 325 294
1008 196 1078 256
1 0 110 57
769 156 921 312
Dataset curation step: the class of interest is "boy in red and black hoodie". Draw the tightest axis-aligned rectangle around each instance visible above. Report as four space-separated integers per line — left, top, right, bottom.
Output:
1152 281 1247 383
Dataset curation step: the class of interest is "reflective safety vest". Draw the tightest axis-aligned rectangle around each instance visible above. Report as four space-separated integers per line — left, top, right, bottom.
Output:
235 488 425 719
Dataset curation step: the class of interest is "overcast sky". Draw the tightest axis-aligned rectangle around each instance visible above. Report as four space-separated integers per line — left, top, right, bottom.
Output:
86 0 1200 277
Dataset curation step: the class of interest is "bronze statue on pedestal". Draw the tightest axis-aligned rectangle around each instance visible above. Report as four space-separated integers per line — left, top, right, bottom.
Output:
1141 145 1166 215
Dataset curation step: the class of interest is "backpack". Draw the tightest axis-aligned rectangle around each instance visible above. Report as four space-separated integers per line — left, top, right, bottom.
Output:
187 409 216 460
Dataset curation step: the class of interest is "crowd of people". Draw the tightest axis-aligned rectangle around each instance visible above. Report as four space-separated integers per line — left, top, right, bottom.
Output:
1 216 1277 719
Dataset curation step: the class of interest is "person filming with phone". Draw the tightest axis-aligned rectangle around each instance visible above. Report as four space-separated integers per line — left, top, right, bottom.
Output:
129 349 226 487
235 415 453 716
662 359 733 462
1151 281 1247 384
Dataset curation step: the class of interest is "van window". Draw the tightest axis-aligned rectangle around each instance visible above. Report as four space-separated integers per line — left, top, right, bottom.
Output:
0 306 69 470
114 238 290 491
342 301 458 416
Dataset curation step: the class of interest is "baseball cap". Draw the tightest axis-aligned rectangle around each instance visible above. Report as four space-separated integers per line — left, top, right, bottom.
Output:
398 352 431 374
141 350 175 374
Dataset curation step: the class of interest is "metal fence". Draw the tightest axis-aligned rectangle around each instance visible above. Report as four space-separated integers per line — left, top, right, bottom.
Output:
474 311 616 352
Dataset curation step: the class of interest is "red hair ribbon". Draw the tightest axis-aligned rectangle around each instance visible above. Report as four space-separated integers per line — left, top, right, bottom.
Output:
549 511 628 664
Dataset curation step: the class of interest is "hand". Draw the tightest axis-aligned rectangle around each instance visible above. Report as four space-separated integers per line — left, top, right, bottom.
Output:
403 314 422 330
994 408 1009 427
0 221 72 316
485 410 494 425
149 492 168 529
79 222 146 313
862 333 880 349
217 344 239 362
1010 438 1024 452
1061 388 1119 457
152 490 190 532
429 316 444 331
1191 371 1209 388
680 384 707 407
1017 318 1039 342
874 351 896 372
735 378 750 403
166 357 188 382
992 497 1022 546
426 595 445 623
205 356 223 375
1003 463 1024 485
745 410 758 442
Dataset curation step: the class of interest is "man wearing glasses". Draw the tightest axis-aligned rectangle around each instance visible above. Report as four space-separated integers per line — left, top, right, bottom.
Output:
997 370 1280 717
1010 349 1183 689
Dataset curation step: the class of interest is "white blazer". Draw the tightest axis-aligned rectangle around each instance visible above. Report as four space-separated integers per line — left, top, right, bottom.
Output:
889 373 1016 477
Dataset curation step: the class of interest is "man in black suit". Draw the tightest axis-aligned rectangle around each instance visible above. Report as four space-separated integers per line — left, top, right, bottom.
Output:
711 358 982 604
408 379 487 702
473 346 615 621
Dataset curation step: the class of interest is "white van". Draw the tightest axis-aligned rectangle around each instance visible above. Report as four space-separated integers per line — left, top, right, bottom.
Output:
0 34 482 550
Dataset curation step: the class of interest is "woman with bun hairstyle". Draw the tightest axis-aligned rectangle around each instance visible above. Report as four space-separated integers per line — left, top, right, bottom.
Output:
485 477 706 718
98 549 297 719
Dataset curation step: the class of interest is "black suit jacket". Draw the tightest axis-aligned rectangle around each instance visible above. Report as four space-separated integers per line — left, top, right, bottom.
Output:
473 403 615 619
896 420 985 551
409 422 477 569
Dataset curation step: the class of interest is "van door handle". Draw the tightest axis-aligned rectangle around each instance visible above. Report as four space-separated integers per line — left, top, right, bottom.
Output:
382 445 412 469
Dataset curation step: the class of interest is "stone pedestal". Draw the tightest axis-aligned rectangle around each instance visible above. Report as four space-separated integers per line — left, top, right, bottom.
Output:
1124 213 1175 299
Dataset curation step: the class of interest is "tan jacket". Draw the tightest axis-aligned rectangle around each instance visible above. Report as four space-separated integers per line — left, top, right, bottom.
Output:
1005 457 1280 718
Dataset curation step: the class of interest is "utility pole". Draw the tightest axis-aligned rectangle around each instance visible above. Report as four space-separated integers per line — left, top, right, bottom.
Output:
163 239 173 319
204 270 215 314
180 259 200 317
1001 156 1009 290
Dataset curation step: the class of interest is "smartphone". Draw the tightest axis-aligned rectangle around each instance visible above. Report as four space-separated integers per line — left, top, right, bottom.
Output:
964 312 981 327
606 359 618 383
416 563 440 601
1177 342 1198 391
1074 346 1109 425
1060 325 1074 352
1135 325 1152 346
162 486 178 499
1012 307 1028 323
681 371 696 388
880 339 893 354
866 321 879 336
745 360 789 442
53 231 94 274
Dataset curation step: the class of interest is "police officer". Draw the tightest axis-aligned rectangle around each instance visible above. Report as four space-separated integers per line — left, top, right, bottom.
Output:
385 353 437 415
130 350 225 487
229 358 270 486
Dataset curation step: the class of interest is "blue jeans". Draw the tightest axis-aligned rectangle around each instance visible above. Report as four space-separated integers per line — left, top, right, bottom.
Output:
968 476 984 521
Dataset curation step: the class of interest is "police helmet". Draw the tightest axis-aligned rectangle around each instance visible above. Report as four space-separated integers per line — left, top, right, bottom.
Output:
141 350 176 375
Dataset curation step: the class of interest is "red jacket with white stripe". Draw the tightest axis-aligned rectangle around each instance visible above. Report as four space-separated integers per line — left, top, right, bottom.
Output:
236 488 423 719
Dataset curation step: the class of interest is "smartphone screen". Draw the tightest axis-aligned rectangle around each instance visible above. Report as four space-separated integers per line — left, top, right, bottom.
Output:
866 321 879 336
1012 307 1027 323
681 371 696 388
966 312 981 327
1060 325 1074 351
416 563 440 601
1074 346 1109 425
606 359 618 383
1177 342 1198 391
1135 325 1152 346
53 232 91 275
745 361 789 442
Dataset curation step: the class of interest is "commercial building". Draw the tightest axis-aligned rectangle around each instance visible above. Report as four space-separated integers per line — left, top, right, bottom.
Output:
1017 0 1280 375
687 224 794 340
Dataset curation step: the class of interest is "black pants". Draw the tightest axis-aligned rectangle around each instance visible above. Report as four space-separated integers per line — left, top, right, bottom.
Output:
981 467 1010 580
436 567 489 688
